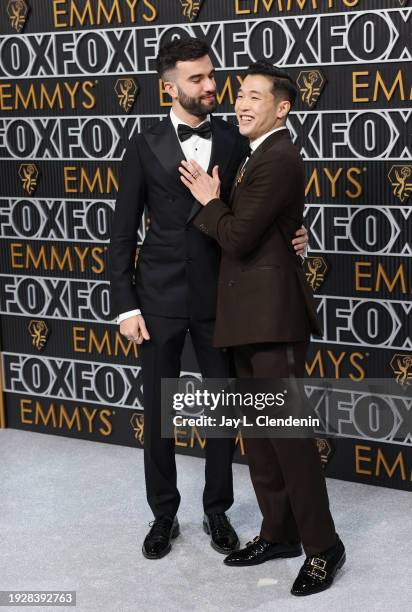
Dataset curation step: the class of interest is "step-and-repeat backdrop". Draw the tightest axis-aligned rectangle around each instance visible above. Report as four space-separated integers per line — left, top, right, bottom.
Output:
0 0 411 491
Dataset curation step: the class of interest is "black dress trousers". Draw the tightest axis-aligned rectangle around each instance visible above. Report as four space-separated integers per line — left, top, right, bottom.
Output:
140 314 236 519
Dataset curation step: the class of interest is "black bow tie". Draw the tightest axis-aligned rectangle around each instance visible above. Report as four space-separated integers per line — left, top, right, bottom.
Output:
177 121 212 142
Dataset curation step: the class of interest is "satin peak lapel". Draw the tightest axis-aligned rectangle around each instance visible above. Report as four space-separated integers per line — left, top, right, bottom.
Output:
143 117 188 194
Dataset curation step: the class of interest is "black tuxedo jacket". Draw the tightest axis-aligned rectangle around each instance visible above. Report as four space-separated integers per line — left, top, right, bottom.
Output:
108 116 248 320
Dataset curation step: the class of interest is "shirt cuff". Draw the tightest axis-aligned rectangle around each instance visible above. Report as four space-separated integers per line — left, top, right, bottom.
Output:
117 309 141 324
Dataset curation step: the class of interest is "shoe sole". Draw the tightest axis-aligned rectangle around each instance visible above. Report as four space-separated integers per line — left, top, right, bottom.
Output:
291 551 346 596
142 524 180 560
224 547 302 566
203 520 240 555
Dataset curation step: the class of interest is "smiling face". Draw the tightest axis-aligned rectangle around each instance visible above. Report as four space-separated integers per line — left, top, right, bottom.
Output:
235 74 291 142
163 54 217 123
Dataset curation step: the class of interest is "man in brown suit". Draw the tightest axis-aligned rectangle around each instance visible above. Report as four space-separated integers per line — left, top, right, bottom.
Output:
179 61 345 597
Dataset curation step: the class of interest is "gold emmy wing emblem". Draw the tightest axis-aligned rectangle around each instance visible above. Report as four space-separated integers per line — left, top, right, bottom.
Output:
18 163 39 195
130 413 144 445
28 320 49 350
297 70 326 109
388 165 412 203
390 354 412 386
316 438 334 468
114 78 139 113
7 0 29 32
304 256 328 291
179 0 203 21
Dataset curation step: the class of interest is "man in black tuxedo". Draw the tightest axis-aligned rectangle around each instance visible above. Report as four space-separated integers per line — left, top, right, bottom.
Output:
108 39 308 560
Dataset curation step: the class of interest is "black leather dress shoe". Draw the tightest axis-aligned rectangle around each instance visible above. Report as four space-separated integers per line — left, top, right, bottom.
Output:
203 513 240 554
291 535 346 596
142 516 179 559
224 536 302 566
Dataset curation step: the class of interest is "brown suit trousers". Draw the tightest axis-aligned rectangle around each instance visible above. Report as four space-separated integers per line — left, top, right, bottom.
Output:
234 341 337 556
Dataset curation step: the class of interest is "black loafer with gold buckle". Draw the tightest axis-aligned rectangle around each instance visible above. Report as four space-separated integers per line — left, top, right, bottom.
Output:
291 535 346 596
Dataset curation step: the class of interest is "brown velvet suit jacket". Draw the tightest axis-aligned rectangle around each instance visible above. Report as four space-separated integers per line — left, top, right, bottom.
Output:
193 128 322 348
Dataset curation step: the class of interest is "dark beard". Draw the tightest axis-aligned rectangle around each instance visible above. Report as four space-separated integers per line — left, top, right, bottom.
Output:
177 86 216 117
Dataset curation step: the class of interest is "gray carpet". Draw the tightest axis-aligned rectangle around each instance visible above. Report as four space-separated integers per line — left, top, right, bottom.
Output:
1 429 411 612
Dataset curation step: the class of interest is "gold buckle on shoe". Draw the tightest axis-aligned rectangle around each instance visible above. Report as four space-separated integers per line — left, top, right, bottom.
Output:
307 557 327 581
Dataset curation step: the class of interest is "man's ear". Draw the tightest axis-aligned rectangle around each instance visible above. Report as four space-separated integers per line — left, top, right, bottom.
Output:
163 80 178 100
278 100 291 119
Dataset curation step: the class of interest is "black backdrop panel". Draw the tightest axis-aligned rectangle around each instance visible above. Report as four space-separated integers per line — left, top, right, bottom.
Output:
0 0 411 491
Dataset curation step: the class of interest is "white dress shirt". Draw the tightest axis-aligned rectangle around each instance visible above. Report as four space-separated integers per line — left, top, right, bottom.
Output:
170 108 212 172
241 125 288 167
250 124 288 152
116 110 213 324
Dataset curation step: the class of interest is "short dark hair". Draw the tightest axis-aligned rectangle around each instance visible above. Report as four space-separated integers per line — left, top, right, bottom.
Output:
245 60 297 107
156 38 211 79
